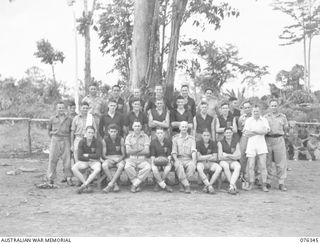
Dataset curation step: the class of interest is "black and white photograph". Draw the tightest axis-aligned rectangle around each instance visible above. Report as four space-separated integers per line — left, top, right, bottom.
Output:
0 0 320 239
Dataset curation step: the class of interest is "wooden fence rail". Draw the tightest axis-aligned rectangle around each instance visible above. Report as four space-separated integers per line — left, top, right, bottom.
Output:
1 117 320 156
0 117 49 155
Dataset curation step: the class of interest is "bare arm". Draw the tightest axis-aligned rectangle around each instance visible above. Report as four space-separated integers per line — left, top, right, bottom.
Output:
215 118 224 133
102 140 107 159
227 143 241 161
232 117 237 133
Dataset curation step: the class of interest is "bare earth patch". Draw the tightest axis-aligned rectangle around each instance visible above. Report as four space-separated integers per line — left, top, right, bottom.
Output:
0 157 319 236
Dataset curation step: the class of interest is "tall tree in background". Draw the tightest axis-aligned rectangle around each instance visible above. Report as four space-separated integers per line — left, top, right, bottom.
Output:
131 0 160 90
97 0 134 87
273 0 320 91
179 40 268 95
98 0 238 95
34 39 65 82
77 0 98 94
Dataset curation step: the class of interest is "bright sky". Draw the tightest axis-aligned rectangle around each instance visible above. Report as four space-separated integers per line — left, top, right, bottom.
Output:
0 0 319 97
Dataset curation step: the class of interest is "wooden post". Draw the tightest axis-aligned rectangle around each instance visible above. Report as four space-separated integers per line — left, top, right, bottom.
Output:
27 119 32 155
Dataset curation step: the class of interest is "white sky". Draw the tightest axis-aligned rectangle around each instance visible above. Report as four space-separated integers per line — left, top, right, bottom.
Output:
0 0 319 97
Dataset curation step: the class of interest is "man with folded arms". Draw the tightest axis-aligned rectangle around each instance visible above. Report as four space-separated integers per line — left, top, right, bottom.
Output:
196 129 222 194
72 126 102 194
124 120 151 193
243 106 270 192
150 127 173 193
172 121 197 194
193 100 215 141
101 124 125 193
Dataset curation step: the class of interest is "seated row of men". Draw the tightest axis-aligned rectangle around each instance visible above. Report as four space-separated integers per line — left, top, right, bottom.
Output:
72 121 241 195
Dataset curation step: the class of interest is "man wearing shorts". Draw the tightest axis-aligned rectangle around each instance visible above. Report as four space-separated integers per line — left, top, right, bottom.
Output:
243 106 270 192
196 129 222 194
124 120 151 193
72 126 102 194
218 127 241 194
150 127 173 192
101 124 125 193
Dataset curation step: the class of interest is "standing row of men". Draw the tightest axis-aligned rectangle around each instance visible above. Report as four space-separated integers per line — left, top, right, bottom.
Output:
46 82 289 194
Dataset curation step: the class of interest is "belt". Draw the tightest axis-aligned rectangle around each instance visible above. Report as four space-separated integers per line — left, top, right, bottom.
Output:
266 134 283 138
129 155 146 159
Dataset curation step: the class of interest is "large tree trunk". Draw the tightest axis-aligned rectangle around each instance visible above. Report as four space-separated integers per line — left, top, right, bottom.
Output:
84 0 91 94
164 0 188 99
131 0 160 91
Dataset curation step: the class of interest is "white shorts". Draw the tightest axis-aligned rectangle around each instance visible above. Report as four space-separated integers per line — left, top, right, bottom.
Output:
246 135 268 157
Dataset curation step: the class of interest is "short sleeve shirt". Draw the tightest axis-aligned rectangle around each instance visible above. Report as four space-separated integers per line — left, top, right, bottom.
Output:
125 132 150 152
264 112 288 135
82 95 105 117
150 138 172 157
172 134 196 159
196 139 218 156
72 114 97 137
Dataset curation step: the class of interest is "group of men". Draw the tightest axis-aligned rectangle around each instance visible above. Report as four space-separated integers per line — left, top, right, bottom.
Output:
46 82 289 195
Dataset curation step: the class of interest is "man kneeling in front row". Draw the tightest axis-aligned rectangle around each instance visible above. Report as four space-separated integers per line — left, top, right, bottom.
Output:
124 120 151 193
196 129 222 194
101 124 125 193
150 127 173 192
72 126 102 194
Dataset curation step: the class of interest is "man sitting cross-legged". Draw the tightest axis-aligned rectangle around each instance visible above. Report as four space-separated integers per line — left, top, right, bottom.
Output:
72 126 102 194
172 121 197 194
101 124 126 193
150 127 173 193
124 120 151 193
196 129 222 194
218 127 241 195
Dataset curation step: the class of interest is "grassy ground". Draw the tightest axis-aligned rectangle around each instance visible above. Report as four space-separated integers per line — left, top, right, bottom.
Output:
0 156 319 237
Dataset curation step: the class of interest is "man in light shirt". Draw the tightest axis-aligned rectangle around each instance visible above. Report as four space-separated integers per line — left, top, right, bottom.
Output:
243 106 270 192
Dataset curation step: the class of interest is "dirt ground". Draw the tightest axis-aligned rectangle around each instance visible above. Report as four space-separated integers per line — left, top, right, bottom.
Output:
0 155 319 237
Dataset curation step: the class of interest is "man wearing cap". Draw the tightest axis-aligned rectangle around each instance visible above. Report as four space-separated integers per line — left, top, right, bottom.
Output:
264 99 289 191
172 121 197 194
124 120 151 193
